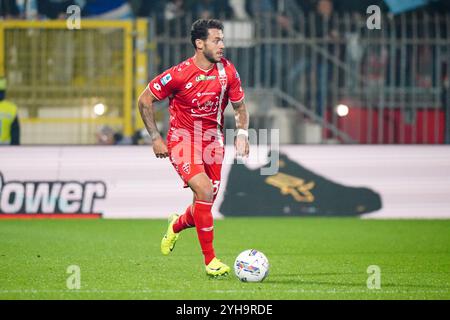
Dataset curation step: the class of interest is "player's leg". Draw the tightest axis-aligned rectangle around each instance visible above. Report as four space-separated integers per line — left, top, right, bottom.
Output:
172 201 195 233
161 142 201 255
203 161 223 203
188 172 230 276
170 144 199 233
188 172 214 263
203 140 224 203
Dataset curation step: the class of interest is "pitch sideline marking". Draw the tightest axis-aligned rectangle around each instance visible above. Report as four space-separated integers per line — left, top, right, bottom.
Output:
0 289 448 294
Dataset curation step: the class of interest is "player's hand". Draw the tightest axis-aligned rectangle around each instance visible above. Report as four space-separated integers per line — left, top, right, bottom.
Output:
152 136 169 158
235 134 249 158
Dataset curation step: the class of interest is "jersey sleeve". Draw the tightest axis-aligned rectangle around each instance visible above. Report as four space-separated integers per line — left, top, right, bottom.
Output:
147 67 179 101
228 63 245 104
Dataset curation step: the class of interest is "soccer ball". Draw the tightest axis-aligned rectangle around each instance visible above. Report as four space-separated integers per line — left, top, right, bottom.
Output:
234 249 269 282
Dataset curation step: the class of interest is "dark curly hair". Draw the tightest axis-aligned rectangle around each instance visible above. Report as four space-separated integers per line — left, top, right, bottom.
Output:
190 19 224 49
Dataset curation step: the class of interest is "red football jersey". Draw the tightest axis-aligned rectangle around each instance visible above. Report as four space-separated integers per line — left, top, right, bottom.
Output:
148 57 244 142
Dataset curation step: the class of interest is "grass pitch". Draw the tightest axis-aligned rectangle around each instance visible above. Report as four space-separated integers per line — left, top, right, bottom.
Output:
0 218 449 300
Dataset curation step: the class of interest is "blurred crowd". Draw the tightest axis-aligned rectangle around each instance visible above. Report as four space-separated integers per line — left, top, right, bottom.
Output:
1 0 449 21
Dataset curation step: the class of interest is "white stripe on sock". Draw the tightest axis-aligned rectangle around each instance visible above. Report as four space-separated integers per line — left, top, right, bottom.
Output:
196 201 213 206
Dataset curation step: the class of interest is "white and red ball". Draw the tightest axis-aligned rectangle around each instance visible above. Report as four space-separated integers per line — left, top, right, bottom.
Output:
234 249 269 282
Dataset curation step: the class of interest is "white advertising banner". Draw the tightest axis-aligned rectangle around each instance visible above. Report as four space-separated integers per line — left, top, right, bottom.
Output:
0 146 449 219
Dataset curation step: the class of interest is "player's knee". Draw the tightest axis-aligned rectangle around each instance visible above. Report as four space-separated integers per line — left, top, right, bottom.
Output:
195 186 214 202
189 174 214 202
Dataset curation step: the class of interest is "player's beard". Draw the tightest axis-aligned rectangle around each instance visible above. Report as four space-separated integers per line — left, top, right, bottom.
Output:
203 48 220 64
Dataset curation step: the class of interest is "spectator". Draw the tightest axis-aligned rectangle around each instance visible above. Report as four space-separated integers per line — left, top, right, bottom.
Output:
78 0 134 19
136 0 166 18
314 0 336 37
0 0 19 19
287 0 339 115
95 125 151 145
132 128 152 145
0 78 20 146
334 0 388 15
38 0 75 19
15 0 38 19
294 0 316 13
96 125 132 145
164 0 185 21
229 0 249 20
247 0 301 38
247 0 297 88
188 0 233 20
444 71 450 144
428 0 450 13
247 0 272 16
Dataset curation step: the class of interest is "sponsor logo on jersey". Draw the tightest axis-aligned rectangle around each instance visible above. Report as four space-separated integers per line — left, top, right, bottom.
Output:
153 83 162 91
196 75 216 82
197 92 216 97
219 74 227 87
161 73 172 86
185 82 193 89
191 96 220 116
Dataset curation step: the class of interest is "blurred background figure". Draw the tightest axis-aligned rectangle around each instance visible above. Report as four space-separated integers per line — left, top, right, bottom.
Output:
14 0 38 19
132 128 152 145
96 125 131 145
189 0 233 19
164 0 186 21
78 0 134 19
0 0 19 19
37 0 75 19
95 125 116 145
96 125 151 145
0 78 20 146
228 0 249 20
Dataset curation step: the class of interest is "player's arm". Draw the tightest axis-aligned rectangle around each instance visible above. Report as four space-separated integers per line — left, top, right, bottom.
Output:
138 88 168 158
232 100 249 158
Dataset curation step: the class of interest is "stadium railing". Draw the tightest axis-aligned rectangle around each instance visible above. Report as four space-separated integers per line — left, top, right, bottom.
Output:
1 11 449 145
149 11 450 144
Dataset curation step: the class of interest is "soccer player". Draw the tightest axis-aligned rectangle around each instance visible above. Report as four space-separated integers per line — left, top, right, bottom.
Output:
138 19 249 277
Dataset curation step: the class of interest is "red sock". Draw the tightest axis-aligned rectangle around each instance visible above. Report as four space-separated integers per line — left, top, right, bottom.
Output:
172 205 195 233
193 200 215 265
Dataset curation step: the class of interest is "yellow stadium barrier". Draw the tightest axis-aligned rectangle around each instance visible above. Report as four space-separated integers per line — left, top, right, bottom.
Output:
1 19 147 144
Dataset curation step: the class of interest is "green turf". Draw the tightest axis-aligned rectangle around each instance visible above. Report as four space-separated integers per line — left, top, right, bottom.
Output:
0 218 449 300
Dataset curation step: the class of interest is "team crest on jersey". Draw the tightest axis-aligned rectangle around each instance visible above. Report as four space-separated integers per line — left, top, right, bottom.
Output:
161 73 172 86
182 163 191 174
219 74 227 87
196 75 216 82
